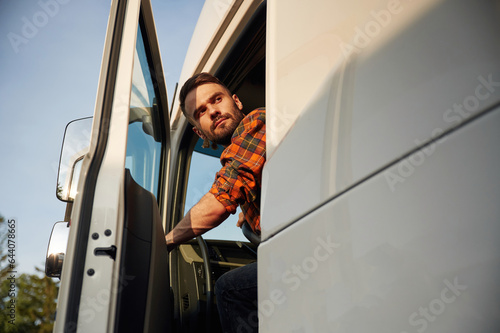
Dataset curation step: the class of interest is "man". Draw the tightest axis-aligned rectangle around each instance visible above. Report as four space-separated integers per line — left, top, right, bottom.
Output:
165 72 265 332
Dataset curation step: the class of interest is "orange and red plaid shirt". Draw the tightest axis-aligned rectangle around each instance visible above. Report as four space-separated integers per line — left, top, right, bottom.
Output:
209 108 266 232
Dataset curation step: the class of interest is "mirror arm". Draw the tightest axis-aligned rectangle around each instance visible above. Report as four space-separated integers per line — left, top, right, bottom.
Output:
64 202 73 223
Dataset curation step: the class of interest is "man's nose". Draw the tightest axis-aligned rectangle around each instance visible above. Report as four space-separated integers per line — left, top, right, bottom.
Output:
208 104 220 118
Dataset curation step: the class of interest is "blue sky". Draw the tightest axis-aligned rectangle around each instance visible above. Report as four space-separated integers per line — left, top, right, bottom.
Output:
0 0 205 274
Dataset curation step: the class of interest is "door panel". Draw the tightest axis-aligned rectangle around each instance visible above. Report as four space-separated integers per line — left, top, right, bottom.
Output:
116 170 170 332
54 0 171 332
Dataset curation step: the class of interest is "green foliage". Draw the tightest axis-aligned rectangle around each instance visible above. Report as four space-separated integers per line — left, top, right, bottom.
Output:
0 215 8 279
0 270 60 333
0 216 59 332
0 270 59 333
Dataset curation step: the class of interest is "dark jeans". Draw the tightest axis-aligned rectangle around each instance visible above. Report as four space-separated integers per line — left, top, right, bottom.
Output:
215 262 258 333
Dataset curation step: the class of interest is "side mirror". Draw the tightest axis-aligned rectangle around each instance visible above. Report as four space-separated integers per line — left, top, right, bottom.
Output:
56 117 93 202
45 221 70 278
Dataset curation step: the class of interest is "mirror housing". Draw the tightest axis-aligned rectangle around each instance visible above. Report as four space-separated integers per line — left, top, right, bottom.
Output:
45 221 70 278
56 117 93 202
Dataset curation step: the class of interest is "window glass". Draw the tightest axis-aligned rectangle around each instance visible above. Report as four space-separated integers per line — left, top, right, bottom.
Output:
125 22 162 198
184 149 246 242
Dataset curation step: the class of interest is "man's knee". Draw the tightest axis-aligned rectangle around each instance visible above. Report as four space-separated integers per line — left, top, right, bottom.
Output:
214 273 227 298
215 263 257 300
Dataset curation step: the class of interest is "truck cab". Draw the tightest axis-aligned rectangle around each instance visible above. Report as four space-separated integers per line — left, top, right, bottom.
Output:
47 0 500 331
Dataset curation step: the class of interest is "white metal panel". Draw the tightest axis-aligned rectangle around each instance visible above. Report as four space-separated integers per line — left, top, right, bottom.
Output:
53 0 121 330
75 0 141 331
54 0 144 331
259 107 500 332
173 0 231 98
262 0 500 239
266 0 345 157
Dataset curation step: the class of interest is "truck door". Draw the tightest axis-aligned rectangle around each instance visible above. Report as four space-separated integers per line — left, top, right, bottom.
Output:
53 0 172 332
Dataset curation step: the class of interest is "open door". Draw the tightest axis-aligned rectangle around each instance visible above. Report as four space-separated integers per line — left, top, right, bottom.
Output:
53 0 172 332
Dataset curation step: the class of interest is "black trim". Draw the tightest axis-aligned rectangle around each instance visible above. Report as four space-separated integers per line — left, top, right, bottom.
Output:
215 0 266 93
114 170 154 332
136 4 171 221
137 12 168 205
167 118 198 330
64 0 128 330
214 1 266 115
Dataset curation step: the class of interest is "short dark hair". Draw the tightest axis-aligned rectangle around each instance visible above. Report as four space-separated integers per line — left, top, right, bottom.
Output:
179 72 230 121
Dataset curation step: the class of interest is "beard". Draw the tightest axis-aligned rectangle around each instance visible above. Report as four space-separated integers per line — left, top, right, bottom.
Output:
203 109 244 146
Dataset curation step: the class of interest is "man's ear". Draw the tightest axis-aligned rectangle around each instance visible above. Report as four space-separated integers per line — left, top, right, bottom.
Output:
232 94 243 111
192 126 206 140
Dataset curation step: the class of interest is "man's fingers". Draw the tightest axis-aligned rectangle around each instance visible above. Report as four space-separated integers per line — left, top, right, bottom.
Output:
237 212 245 228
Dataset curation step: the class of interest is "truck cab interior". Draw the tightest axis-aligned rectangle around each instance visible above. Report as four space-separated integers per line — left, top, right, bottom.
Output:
167 2 266 332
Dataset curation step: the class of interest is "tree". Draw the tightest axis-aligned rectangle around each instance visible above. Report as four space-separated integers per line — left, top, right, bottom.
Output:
0 215 9 278
0 270 59 333
0 215 59 332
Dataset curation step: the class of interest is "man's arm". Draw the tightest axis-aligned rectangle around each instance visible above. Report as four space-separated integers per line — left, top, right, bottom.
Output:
165 192 229 251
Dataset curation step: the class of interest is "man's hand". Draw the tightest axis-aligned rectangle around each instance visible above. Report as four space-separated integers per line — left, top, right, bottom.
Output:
165 234 175 252
237 212 246 228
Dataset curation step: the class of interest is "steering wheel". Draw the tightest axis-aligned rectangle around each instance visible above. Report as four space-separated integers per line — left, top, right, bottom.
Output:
242 221 261 245
196 235 212 333
196 223 260 333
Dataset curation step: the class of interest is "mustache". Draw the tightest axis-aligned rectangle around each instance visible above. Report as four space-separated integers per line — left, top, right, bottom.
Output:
211 114 232 131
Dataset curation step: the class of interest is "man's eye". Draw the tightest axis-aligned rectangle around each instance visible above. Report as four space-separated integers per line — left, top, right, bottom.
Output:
215 96 222 103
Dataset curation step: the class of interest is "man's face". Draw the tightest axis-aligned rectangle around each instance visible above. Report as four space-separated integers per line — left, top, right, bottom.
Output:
185 83 244 146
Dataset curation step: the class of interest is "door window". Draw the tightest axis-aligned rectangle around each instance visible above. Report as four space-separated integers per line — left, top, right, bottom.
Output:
184 148 246 242
125 22 163 198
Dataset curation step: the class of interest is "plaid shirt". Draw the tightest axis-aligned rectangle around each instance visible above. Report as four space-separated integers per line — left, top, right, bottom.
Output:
209 108 266 232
